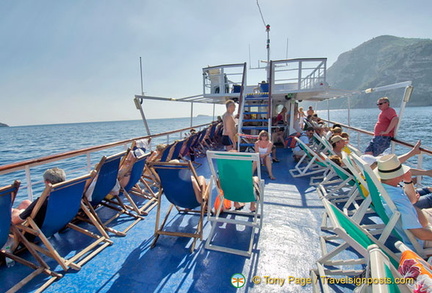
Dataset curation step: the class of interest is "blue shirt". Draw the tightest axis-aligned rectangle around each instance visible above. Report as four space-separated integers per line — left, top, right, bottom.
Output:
382 184 424 250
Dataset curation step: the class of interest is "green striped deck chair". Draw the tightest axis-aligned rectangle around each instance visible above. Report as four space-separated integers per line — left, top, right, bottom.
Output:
311 198 400 293
350 153 432 259
205 151 264 257
356 244 412 293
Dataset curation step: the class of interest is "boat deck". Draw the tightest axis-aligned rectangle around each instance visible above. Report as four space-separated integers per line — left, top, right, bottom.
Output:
1 147 341 293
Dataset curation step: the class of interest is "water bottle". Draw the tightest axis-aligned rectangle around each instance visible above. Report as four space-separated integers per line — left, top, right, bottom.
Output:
2 237 15 268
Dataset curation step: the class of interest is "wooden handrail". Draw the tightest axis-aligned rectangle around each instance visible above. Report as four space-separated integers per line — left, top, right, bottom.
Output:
0 123 210 175
323 119 432 156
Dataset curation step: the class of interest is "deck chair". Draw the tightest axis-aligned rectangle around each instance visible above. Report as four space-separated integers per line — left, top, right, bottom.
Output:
160 142 177 162
15 174 113 272
355 244 413 293
81 152 143 236
205 151 264 257
118 152 158 216
350 153 432 258
1 181 61 293
311 198 400 293
289 137 330 179
147 160 209 252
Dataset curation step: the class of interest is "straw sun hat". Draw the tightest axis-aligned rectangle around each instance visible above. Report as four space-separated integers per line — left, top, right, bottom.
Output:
374 154 410 180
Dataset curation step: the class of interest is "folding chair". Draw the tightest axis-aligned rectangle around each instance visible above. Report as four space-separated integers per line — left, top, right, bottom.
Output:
355 244 413 293
349 153 432 258
147 160 209 252
311 198 400 293
81 152 143 236
15 174 113 272
289 137 330 179
1 181 61 293
205 151 264 257
119 152 158 216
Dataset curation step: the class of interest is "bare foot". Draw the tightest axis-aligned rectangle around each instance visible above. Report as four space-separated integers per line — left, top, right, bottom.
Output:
412 140 422 156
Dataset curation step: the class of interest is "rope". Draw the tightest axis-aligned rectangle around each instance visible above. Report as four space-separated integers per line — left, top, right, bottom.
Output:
256 0 267 28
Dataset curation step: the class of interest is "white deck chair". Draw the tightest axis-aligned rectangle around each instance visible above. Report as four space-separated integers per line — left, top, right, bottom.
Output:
289 137 330 179
311 198 400 293
355 244 413 293
205 151 264 257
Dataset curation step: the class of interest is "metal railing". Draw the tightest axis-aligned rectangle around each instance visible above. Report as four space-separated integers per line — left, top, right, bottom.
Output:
0 123 211 201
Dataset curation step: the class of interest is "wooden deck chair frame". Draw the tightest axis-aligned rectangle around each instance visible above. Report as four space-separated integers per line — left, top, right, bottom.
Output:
1 181 61 293
147 160 209 252
289 137 330 179
16 174 113 273
311 198 400 293
80 152 143 237
205 151 264 257
355 244 412 293
350 153 432 258
118 151 158 216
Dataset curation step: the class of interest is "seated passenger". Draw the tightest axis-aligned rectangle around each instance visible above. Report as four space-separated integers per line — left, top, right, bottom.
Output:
375 155 432 250
292 127 315 161
254 131 275 180
11 168 66 225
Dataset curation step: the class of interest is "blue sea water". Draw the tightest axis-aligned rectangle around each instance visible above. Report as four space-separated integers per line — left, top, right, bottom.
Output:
1 107 431 199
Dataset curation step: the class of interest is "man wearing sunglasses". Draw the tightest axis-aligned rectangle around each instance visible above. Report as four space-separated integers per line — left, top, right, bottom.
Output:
365 97 398 156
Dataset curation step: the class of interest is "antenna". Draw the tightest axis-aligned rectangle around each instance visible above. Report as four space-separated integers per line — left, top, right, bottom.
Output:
256 0 270 82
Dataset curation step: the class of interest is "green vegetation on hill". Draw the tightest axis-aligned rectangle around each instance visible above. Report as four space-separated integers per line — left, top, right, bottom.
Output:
326 35 432 108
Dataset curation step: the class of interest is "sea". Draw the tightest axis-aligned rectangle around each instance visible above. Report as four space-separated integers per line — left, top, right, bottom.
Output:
1 107 432 201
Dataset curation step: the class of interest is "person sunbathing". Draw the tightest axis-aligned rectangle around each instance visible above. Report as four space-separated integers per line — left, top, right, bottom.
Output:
12 168 66 225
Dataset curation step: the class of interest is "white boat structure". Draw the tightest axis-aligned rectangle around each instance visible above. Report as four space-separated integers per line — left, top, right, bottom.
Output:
1 53 432 293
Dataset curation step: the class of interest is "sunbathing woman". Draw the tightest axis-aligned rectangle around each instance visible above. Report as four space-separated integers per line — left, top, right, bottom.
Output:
254 130 276 180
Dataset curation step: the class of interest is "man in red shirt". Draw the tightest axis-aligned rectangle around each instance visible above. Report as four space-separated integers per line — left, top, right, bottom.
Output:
365 97 399 156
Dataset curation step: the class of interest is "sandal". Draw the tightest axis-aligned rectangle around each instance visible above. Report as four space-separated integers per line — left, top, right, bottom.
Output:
272 158 280 163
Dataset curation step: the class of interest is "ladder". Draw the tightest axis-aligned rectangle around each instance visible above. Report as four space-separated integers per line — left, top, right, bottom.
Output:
237 84 272 151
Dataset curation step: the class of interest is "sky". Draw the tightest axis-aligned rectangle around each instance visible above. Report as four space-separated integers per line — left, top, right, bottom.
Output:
0 0 431 126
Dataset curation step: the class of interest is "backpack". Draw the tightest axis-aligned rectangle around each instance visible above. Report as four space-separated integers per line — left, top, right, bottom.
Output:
285 132 302 148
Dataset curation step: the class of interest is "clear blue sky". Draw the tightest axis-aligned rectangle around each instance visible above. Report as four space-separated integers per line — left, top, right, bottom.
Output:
1 0 431 126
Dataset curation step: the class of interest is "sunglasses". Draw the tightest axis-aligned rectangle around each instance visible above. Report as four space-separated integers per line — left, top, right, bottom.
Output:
376 102 387 105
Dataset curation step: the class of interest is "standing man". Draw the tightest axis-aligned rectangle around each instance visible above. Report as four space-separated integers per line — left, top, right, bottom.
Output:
222 100 237 151
365 97 398 156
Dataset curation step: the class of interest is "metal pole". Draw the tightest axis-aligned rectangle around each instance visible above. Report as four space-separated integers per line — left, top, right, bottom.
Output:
190 102 194 127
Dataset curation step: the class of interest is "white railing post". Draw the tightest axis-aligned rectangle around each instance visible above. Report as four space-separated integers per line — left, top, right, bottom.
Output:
25 165 34 201
86 153 92 172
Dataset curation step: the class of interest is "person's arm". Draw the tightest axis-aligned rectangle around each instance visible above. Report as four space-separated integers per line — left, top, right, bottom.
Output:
380 116 398 135
409 227 432 241
402 171 418 203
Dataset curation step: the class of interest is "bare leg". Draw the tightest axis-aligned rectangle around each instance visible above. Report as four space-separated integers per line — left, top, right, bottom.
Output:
265 156 275 179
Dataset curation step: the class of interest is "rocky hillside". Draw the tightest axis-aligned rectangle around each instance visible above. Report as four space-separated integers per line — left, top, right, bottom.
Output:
0 122 9 127
327 35 432 107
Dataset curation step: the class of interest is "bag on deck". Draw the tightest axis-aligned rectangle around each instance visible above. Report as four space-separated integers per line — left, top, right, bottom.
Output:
285 132 302 148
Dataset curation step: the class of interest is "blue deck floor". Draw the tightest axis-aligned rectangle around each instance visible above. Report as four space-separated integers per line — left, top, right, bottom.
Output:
2 147 333 293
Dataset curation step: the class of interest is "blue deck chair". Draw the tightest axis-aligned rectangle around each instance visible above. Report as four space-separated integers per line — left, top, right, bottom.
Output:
169 139 186 161
119 152 158 216
311 198 400 293
160 142 177 162
205 151 264 257
82 152 143 236
15 174 113 272
147 160 209 252
1 181 61 292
